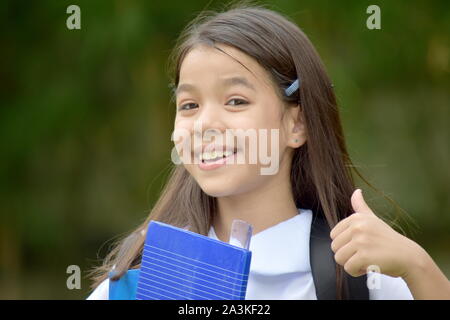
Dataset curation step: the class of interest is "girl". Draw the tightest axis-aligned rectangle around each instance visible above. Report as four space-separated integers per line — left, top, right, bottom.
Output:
87 4 450 300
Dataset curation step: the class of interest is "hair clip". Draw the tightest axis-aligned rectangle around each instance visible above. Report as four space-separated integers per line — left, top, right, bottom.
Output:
285 78 300 96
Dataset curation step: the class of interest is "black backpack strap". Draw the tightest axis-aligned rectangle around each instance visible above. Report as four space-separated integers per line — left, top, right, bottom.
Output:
310 213 369 300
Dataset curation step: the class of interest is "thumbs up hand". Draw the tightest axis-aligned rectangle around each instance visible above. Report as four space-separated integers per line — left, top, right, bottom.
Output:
330 189 426 279
350 188 374 216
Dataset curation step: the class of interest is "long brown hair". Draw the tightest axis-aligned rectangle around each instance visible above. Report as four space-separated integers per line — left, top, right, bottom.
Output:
88 2 412 299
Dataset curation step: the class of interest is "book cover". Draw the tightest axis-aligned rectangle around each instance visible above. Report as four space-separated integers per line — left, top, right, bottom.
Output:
135 221 252 300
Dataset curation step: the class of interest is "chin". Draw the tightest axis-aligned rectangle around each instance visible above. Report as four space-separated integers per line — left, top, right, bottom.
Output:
197 181 237 198
186 166 261 198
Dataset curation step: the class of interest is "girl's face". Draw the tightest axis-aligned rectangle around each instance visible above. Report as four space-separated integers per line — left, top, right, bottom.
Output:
174 44 303 197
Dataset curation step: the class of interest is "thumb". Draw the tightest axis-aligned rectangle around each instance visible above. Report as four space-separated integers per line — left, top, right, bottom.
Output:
351 189 373 214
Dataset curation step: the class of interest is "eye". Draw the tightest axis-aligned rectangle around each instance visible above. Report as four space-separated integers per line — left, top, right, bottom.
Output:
178 102 198 111
226 98 249 107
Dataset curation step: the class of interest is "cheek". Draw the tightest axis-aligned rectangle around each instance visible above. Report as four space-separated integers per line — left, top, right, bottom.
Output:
233 105 280 129
236 106 283 154
174 118 193 131
173 118 194 151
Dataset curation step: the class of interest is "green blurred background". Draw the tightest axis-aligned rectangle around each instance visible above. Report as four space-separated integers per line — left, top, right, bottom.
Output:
0 0 448 299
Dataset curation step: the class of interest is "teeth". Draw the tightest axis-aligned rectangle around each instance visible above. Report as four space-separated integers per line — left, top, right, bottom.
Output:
200 150 234 161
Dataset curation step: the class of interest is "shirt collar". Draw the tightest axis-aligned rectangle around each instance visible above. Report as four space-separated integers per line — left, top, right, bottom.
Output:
208 208 313 275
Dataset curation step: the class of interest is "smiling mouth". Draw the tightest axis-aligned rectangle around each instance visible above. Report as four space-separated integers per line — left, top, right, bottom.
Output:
200 149 237 163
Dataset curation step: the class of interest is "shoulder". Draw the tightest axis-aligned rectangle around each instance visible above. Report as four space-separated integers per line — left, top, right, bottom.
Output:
369 274 413 300
86 279 109 300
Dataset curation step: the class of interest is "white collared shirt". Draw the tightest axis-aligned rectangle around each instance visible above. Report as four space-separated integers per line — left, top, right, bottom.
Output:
87 208 413 300
208 208 413 300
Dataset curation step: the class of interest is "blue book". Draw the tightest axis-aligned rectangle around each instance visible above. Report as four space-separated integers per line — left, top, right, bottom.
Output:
109 269 140 300
135 221 252 300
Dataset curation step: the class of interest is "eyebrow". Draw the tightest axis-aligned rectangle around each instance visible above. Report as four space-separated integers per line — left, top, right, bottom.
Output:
175 76 256 96
222 76 256 91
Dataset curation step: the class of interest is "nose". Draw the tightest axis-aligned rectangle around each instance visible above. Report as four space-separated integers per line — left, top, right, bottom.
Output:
193 103 226 139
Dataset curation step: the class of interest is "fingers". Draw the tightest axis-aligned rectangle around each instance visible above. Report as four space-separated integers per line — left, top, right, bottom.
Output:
334 241 357 268
331 225 353 253
343 252 367 277
331 189 375 240
334 242 367 277
330 213 358 240
332 223 369 277
331 189 378 278
331 215 372 276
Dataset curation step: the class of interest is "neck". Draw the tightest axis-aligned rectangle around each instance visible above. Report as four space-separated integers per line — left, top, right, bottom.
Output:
212 156 299 243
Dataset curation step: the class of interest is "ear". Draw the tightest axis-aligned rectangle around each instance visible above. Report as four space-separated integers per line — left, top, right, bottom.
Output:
283 105 306 148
